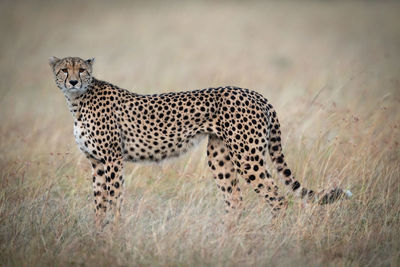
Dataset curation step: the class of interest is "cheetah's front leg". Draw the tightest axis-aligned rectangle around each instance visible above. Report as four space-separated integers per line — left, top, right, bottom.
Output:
104 159 124 221
89 159 108 228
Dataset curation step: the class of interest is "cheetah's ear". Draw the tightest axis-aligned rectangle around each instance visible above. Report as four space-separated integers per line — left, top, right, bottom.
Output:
86 58 95 66
49 56 60 68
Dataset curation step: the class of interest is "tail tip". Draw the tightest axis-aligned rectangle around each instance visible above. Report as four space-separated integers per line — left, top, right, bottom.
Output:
319 187 352 205
344 189 353 198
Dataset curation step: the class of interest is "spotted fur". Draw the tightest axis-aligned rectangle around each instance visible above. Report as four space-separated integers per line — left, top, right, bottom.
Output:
49 57 345 225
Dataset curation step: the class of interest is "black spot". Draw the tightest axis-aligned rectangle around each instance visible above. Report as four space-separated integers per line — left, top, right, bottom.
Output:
97 170 104 176
292 181 300 191
283 169 291 177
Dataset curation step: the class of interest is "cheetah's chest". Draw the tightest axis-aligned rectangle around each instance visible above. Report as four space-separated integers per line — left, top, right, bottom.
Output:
73 123 92 155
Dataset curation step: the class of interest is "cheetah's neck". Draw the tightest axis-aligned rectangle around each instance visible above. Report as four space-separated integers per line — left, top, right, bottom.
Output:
63 81 95 120
63 78 107 121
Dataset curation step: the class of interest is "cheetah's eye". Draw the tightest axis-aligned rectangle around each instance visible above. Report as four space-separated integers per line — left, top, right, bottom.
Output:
79 68 85 73
61 68 68 73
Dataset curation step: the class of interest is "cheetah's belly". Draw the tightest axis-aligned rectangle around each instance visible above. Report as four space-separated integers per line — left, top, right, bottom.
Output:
122 133 207 162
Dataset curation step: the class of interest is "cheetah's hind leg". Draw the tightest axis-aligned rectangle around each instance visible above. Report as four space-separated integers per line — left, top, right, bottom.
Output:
207 135 243 217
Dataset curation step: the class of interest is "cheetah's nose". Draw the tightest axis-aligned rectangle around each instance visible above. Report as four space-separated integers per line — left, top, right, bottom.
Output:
70 80 78 86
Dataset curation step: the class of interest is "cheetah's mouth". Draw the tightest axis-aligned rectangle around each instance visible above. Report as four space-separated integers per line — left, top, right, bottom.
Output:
65 86 82 93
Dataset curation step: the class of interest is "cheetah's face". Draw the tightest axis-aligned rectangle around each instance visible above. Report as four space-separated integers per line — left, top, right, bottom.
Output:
49 57 94 94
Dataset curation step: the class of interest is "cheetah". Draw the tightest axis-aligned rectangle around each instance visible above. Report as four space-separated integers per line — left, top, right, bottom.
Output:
49 56 351 226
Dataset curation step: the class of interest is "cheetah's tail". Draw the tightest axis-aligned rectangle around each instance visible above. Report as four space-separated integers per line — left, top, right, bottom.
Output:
265 104 352 204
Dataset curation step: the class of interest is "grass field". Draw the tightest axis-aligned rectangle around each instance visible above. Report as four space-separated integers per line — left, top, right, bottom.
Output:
0 0 399 266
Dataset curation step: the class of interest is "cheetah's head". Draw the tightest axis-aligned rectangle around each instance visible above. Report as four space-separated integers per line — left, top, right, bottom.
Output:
49 56 94 95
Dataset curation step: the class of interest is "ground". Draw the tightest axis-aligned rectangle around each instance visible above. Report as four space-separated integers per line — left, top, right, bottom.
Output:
0 0 399 266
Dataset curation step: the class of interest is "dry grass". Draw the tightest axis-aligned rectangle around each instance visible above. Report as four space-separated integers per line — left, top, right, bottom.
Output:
0 0 400 266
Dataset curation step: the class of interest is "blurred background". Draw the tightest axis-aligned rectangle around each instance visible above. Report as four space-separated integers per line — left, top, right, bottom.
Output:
0 0 399 266
1 0 398 160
